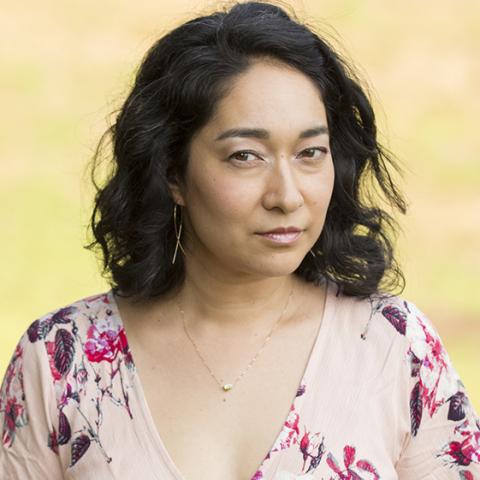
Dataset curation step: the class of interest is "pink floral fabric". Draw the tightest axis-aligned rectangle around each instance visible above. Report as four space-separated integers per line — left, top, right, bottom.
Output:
0 285 479 479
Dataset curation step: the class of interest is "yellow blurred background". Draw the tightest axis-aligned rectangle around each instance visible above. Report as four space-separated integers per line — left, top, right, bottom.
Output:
1 0 479 410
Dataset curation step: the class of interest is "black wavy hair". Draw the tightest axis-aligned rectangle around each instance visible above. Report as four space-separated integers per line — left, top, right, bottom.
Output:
85 0 407 301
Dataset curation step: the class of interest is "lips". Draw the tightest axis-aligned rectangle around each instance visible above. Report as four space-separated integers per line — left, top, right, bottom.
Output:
257 230 303 244
259 226 302 234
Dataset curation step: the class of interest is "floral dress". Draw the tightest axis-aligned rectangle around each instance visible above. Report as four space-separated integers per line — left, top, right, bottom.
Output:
1 282 479 479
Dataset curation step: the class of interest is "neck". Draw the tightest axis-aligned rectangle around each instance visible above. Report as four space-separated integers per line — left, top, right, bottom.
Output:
165 264 306 335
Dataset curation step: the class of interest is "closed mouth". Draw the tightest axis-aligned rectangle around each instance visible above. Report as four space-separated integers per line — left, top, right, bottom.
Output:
256 231 303 243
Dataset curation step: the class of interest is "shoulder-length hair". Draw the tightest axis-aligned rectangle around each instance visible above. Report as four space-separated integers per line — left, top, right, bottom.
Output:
86 0 407 301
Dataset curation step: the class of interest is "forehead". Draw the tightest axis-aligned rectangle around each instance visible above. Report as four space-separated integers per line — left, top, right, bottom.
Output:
204 59 328 137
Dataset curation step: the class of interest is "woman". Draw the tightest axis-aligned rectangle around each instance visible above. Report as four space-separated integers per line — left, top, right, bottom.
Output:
1 1 478 479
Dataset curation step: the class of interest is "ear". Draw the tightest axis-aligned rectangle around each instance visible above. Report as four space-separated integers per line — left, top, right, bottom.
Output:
167 177 186 206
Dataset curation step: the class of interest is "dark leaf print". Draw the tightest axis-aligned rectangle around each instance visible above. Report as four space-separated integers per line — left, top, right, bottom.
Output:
409 352 422 378
381 305 407 335
70 434 91 467
58 410 71 445
410 381 423 436
448 391 467 421
356 459 380 479
296 384 306 397
54 329 75 376
343 445 355 468
27 319 54 342
52 306 75 324
459 471 474 480
27 320 41 342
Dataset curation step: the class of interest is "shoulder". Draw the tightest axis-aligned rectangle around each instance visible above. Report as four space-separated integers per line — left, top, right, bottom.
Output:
1 290 128 403
363 291 456 391
26 291 115 344
21 290 134 377
365 300 480 473
331 287 444 352
337 291 475 433
1 291 137 468
25 290 121 343
329 288 460 394
325 286 412 346
0 291 133 447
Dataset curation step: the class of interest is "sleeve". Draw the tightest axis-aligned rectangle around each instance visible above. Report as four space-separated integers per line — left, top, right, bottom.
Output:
0 328 64 479
391 299 480 479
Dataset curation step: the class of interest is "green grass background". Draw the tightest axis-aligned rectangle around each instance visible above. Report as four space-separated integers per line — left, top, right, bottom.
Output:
1 0 479 410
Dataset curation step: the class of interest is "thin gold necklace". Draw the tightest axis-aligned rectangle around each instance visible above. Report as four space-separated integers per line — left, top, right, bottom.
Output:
176 284 294 393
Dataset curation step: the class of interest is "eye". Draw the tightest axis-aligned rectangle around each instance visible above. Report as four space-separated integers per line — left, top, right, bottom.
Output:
228 150 260 164
299 147 329 160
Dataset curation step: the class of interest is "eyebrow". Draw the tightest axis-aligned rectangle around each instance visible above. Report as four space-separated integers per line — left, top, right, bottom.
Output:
215 125 329 141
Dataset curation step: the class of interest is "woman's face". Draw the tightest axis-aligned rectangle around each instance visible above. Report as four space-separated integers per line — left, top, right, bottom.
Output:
170 59 335 280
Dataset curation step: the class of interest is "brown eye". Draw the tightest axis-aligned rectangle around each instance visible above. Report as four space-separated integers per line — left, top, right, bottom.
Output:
228 151 259 163
300 147 328 160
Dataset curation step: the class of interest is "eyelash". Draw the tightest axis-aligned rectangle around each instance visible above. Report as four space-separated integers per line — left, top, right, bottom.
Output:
228 147 329 164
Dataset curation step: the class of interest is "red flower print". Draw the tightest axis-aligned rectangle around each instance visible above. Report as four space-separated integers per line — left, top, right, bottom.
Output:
48 426 59 454
444 439 475 467
0 342 28 448
124 350 135 371
299 429 325 473
300 431 311 459
84 293 110 304
84 317 129 363
326 445 380 480
2 398 27 448
58 382 74 409
440 419 480 467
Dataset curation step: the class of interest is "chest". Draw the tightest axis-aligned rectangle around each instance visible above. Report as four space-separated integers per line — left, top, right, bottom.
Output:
131 314 322 480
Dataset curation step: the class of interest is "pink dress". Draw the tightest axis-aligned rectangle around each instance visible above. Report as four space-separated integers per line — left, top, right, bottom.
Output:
1 281 479 479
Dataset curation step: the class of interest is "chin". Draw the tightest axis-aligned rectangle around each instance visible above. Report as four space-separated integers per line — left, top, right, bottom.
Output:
247 253 306 277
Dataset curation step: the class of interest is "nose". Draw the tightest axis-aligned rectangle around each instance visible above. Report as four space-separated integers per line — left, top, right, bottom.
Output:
261 156 304 213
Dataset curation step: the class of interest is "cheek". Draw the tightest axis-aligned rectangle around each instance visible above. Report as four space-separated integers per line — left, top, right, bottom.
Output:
188 171 254 226
308 158 335 209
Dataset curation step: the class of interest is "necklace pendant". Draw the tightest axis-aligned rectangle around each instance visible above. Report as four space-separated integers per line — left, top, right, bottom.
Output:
222 383 233 391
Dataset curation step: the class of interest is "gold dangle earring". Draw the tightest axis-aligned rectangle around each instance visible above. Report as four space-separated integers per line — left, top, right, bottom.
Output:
172 203 186 264
309 248 323 258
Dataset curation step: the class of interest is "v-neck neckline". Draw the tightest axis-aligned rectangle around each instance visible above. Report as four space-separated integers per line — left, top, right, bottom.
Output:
107 279 337 480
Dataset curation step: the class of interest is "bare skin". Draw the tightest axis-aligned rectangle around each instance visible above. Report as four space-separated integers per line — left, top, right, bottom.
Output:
114 58 335 479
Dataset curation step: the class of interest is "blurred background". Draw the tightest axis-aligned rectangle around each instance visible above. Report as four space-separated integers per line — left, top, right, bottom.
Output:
1 0 479 409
